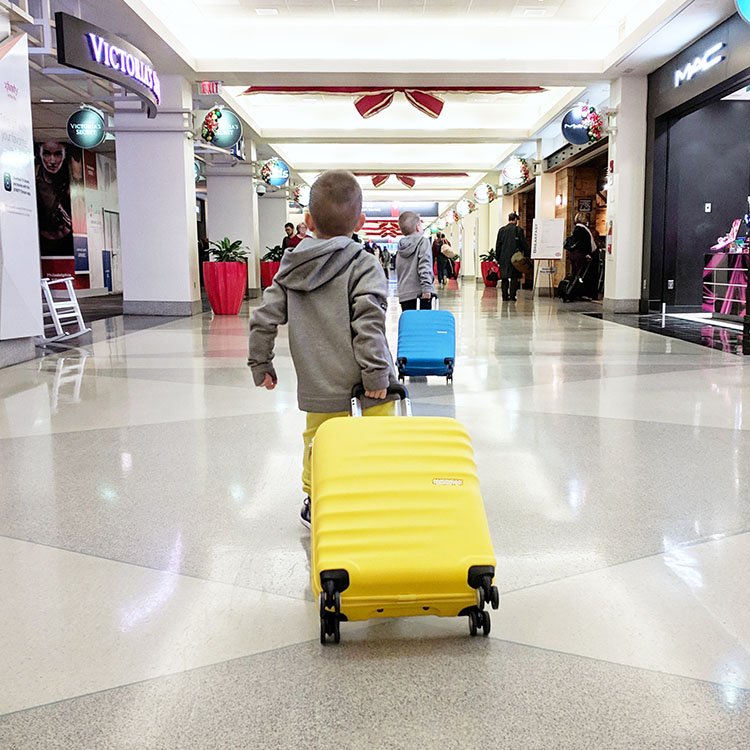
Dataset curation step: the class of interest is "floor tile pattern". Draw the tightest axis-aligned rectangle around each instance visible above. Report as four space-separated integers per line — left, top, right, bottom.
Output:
1 282 748 747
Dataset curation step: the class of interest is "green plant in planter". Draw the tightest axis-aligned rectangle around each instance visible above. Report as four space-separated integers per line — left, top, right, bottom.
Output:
209 237 248 262
479 248 497 262
262 245 284 262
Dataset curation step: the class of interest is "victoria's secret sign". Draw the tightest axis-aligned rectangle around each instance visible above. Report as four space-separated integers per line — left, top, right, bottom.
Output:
56 12 160 118
87 33 161 104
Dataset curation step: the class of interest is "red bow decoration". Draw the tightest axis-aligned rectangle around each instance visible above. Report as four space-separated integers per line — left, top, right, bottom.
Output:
356 172 467 189
371 174 416 188
241 86 545 119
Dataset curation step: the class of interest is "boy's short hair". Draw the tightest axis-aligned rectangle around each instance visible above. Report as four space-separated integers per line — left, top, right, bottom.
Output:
398 211 420 235
509 212 519 222
308 170 362 237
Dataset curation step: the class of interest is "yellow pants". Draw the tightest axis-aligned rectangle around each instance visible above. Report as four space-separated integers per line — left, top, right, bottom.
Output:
302 402 396 496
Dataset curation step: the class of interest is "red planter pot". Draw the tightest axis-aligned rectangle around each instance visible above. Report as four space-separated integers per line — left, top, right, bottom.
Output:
203 261 247 315
260 260 281 289
481 261 500 288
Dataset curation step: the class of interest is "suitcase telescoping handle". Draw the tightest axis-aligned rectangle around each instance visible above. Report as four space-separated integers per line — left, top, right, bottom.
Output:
350 384 412 417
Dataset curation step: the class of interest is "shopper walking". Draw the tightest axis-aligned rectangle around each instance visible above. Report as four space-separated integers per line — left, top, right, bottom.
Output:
287 222 308 249
495 212 528 301
248 170 397 529
396 212 435 310
281 222 295 250
564 213 599 298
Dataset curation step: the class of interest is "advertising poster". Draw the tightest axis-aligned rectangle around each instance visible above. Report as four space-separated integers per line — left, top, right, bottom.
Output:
0 35 44 339
69 145 89 285
84 150 98 189
35 141 89 287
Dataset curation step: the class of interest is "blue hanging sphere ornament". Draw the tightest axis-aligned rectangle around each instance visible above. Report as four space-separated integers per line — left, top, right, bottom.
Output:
261 158 290 187
738 0 750 23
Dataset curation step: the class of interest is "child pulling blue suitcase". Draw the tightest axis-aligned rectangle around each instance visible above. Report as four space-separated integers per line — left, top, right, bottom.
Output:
396 309 456 384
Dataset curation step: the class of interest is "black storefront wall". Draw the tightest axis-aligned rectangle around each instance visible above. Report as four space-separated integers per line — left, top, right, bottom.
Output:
664 100 750 307
645 13 750 311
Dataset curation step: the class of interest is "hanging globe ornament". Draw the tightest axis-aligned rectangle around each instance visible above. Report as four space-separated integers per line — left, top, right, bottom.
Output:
261 157 291 187
293 184 311 207
473 183 497 204
456 199 471 218
502 157 531 186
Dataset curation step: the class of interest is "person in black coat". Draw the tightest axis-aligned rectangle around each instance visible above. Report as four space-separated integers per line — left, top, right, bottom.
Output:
495 212 528 301
564 213 598 299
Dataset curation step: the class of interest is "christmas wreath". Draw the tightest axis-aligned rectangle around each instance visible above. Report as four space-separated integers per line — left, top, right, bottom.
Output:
201 107 222 143
581 105 604 143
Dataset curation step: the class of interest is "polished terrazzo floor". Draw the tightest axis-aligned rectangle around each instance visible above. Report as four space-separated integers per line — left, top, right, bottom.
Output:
1 281 749 749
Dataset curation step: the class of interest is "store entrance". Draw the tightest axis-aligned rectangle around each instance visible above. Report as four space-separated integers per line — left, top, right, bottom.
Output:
651 93 750 314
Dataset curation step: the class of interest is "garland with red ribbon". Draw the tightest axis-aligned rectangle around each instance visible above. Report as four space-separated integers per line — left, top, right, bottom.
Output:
241 86 545 119
355 172 469 189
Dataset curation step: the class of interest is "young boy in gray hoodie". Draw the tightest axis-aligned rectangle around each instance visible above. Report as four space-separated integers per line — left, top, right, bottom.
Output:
395 211 435 311
247 170 397 529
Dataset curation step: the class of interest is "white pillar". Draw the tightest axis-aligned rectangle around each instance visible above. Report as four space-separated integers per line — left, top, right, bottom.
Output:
604 76 648 313
115 76 200 316
205 157 261 297
472 202 488 279
501 194 514 222
258 193 290 259
535 173 556 221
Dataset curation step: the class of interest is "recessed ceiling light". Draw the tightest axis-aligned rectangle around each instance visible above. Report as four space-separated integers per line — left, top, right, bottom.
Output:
255 8 279 15
40 98 54 103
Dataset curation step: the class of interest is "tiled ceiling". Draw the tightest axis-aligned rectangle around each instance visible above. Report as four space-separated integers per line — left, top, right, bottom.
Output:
192 0 599 19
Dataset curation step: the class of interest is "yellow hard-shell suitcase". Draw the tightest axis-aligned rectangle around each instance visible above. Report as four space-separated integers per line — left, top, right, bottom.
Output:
311 386 499 644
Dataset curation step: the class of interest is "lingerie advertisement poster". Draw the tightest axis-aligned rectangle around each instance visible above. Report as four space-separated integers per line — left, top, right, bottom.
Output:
35 140 91 288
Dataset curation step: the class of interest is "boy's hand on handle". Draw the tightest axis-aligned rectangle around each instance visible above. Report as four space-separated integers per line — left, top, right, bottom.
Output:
261 373 276 390
365 389 387 399
421 292 432 300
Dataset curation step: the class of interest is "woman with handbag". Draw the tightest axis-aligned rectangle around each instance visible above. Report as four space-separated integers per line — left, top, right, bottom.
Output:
440 237 458 282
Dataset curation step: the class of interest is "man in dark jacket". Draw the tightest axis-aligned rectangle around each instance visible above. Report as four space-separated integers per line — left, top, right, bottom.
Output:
495 212 529 301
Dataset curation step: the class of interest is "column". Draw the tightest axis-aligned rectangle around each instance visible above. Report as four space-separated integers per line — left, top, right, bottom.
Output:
472 202 488 279
534 172 556 223
115 75 201 316
205 152 261 297
257 192 289 260
604 76 648 313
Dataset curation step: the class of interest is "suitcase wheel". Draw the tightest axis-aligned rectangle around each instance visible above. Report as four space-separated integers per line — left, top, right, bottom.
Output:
475 575 501 612
319 589 343 645
468 609 491 638
320 611 340 645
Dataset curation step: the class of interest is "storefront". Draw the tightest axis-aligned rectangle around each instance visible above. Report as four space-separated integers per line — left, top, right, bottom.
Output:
541 137 609 299
645 12 750 339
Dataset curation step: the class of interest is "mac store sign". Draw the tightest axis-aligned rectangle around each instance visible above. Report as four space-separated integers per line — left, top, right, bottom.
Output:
55 12 161 118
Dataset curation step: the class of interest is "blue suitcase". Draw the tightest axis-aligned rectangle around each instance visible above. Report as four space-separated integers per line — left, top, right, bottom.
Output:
396 310 456 383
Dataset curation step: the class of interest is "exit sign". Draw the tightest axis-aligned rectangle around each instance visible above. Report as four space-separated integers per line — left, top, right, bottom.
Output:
200 80 222 95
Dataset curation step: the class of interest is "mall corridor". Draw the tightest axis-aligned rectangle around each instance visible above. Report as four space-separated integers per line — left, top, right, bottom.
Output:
1 283 749 748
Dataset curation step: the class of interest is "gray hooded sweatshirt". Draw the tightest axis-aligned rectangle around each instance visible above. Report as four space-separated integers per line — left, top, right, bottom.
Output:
395 234 435 302
247 236 397 413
